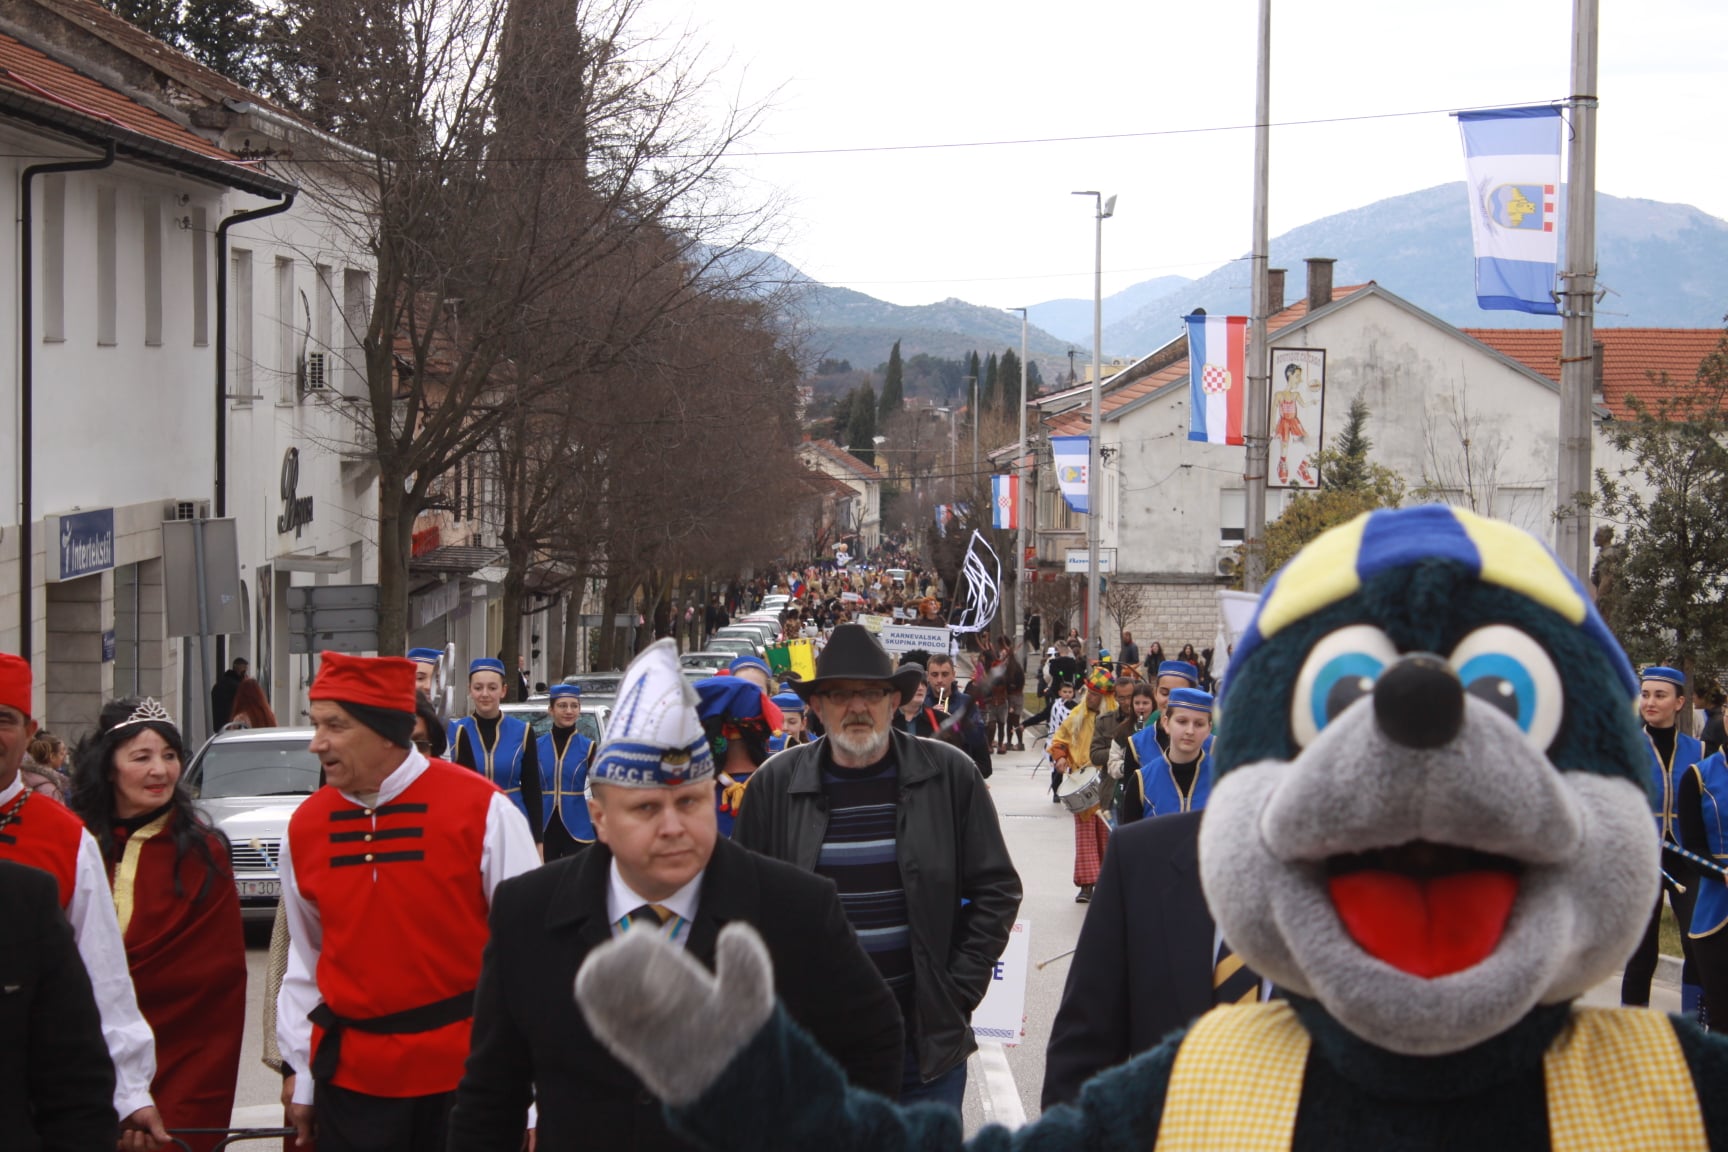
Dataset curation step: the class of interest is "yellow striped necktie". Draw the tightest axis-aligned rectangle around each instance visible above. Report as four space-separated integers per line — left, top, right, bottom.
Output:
1213 937 1264 1005
624 903 675 930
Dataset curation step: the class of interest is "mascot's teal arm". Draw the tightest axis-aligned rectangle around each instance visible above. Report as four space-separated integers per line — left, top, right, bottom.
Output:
667 1004 1181 1152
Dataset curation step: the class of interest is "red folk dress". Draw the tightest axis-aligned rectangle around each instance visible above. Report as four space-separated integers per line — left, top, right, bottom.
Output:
109 808 247 1152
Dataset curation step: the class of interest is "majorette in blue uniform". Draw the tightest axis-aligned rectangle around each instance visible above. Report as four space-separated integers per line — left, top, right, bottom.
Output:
1128 687 1215 819
448 657 538 831
1643 666 1703 843
766 692 806 755
538 683 595 860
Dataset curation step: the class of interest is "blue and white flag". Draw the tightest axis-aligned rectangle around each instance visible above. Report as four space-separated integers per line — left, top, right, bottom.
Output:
1457 106 1562 315
1051 436 1090 514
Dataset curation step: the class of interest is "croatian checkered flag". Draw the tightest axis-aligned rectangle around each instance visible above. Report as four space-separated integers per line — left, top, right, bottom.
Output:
950 531 1001 634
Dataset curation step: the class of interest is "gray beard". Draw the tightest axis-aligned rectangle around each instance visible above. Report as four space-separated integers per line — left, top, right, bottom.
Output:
830 725 889 764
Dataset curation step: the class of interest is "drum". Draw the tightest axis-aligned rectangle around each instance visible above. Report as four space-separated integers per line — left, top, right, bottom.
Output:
1058 765 1106 814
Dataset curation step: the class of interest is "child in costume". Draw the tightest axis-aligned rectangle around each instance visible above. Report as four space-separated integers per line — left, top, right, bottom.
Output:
570 505 1728 1150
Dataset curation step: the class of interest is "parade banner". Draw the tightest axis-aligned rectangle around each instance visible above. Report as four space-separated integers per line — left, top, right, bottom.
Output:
1051 437 1090 514
1457 105 1562 315
950 531 1001 635
878 623 953 657
1268 348 1325 489
972 919 1030 1045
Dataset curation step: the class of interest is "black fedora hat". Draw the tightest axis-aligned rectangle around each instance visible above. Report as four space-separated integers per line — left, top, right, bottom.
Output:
792 624 926 703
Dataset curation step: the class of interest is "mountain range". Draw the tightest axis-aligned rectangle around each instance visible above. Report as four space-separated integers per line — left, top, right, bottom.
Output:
771 184 1728 373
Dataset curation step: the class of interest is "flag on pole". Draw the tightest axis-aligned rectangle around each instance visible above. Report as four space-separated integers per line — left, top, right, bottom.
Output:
1457 106 1562 315
1051 436 1090 514
935 504 950 538
950 531 1002 635
991 474 1019 530
1186 315 1247 445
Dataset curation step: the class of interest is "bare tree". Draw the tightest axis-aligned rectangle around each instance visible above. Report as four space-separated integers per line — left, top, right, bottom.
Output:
1102 580 1149 647
1416 380 1508 514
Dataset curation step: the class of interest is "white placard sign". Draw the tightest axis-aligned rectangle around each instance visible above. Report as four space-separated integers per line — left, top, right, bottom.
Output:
859 614 890 634
971 919 1030 1045
877 624 954 656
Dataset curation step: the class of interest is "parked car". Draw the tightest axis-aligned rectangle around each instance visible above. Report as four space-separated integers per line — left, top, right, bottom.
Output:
714 624 775 652
497 699 610 743
680 651 734 675
183 727 321 921
559 672 626 696
703 637 757 660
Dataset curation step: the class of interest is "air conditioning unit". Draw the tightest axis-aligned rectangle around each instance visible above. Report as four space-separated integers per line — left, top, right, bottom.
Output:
165 500 211 522
302 351 327 392
1216 554 1241 578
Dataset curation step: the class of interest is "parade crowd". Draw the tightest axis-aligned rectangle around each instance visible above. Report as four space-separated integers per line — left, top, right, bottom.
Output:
8 541 1728 1152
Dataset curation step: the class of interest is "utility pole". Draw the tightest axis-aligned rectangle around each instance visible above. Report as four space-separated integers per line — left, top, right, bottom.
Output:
1243 0 1273 592
1073 190 1115 659
1557 0 1598 578
1008 307 1029 655
970 375 979 477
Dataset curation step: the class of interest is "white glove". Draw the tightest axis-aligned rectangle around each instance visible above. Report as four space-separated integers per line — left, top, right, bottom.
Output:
1107 741 1126 780
575 922 776 1106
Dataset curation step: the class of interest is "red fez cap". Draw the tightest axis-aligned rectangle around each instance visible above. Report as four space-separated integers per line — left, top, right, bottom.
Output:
0 653 31 718
309 651 417 714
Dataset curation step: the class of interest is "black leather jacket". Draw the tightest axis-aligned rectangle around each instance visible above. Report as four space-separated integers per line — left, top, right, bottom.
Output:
734 729 1023 1082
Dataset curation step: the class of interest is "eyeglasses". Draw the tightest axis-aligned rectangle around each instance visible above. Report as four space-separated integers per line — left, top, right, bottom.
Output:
814 687 892 705
412 738 433 754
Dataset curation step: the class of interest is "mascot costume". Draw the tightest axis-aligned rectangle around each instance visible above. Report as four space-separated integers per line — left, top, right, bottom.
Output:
570 505 1728 1149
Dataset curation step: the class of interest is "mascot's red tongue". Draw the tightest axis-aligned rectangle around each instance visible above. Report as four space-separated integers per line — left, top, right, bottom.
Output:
1328 869 1519 978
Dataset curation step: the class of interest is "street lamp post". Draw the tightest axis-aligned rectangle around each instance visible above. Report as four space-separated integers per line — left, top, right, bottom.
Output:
1073 190 1115 660
1007 306 1029 655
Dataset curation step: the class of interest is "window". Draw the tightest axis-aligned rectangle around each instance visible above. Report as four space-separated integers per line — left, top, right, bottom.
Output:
143 198 162 346
97 185 116 345
1221 489 1246 543
232 249 253 404
276 257 296 403
343 269 370 396
1492 487 1549 542
191 207 208 346
314 263 333 356
41 175 64 342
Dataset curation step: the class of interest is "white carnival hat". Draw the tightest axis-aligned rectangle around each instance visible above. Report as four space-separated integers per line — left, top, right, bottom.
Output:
591 639 715 788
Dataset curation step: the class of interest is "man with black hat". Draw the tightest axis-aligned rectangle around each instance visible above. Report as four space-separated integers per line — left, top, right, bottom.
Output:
278 652 539 1152
448 641 903 1151
734 624 1022 1112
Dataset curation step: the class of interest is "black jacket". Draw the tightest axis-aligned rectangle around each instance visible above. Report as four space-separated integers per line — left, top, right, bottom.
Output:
0 860 118 1151
211 668 243 727
1041 811 1214 1110
735 730 1023 1081
447 837 903 1152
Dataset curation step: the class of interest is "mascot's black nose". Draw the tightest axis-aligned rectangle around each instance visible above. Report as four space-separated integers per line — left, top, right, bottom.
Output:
1373 654 1465 749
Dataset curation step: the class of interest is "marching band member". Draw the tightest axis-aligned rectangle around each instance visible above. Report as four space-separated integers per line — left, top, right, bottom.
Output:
537 684 595 862
1050 667 1118 904
448 658 543 842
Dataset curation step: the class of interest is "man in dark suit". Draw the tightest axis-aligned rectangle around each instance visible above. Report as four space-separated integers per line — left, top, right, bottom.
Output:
447 640 902 1152
1041 811 1215 1110
0 859 119 1150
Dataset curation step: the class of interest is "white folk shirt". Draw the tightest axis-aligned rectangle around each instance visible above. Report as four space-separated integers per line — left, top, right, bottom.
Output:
276 750 540 1106
0 775 158 1118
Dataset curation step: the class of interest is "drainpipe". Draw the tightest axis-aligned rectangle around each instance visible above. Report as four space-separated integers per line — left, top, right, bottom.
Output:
214 191 294 674
18 142 115 664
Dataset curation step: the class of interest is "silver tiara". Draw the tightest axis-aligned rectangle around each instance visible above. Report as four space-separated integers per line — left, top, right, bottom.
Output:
110 697 176 733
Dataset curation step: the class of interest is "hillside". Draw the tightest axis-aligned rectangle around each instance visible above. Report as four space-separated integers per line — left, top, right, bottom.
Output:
1100 184 1728 356
1027 274 1193 347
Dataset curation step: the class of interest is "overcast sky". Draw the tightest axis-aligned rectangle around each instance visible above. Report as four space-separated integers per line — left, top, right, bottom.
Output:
642 0 1727 312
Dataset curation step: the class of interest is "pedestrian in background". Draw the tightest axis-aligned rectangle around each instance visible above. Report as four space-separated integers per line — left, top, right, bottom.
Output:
211 656 248 728
23 728 69 800
224 679 278 730
70 697 246 1152
735 625 1021 1112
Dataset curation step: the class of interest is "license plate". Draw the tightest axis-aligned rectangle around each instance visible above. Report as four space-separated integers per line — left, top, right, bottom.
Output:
238 879 281 899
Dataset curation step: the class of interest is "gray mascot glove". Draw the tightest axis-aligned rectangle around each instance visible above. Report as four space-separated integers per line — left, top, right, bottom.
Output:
574 921 776 1106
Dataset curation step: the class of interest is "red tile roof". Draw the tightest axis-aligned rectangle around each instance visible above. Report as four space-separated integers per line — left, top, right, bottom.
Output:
802 439 886 483
1044 285 1371 435
1464 327 1725 420
0 28 239 162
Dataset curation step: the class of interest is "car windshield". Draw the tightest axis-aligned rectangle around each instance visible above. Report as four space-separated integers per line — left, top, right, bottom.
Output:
193 739 322 799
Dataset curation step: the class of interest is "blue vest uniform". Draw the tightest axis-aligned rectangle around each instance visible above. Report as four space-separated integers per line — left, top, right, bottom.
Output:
537 726 595 841
1648 727 1704 842
1684 752 1728 938
449 714 532 824
1130 727 1214 818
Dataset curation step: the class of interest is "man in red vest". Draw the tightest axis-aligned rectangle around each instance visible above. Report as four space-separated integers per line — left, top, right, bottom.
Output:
0 653 165 1147
278 651 538 1151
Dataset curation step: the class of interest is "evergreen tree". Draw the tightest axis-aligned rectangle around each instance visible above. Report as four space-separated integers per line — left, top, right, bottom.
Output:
106 0 182 47
878 340 904 421
848 383 878 464
999 348 1022 415
1321 395 1374 493
180 0 262 83
1026 360 1044 400
981 352 998 413
965 350 981 412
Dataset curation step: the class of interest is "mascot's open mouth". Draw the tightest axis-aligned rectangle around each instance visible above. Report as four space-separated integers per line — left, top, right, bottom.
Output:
1326 842 1522 979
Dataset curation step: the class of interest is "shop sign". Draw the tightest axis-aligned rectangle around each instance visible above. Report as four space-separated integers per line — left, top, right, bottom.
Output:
49 508 115 581
278 448 315 539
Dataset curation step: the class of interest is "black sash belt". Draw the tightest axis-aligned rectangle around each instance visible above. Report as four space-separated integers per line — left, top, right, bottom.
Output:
308 989 474 1081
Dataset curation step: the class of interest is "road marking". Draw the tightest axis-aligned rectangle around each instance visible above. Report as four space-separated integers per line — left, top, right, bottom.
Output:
974 1041 1027 1129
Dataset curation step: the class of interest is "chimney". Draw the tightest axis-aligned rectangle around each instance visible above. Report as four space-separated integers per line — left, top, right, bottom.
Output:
1267 268 1286 315
1305 257 1336 311
1592 338 1605 406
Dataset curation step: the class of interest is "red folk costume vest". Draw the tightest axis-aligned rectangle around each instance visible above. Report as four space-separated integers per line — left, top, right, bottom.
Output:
290 758 496 1097
0 787 85 907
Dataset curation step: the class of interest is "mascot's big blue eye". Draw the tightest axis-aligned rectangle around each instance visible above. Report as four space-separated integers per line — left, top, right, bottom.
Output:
1291 625 1400 747
1447 625 1563 751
